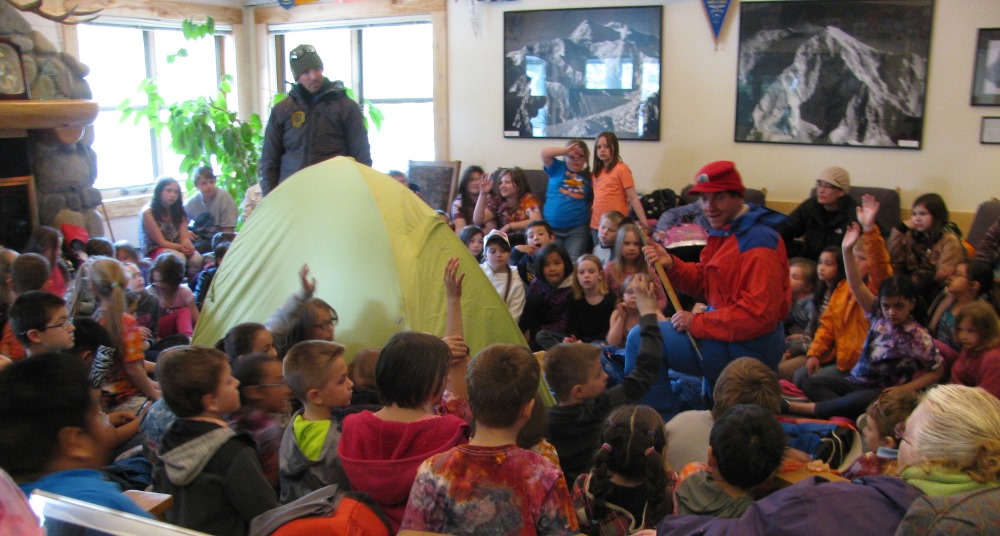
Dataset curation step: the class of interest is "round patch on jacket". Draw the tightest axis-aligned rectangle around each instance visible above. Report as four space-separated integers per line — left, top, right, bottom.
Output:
291 111 305 128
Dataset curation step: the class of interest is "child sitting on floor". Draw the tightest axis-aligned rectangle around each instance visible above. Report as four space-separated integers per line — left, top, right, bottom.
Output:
604 223 667 312
231 352 292 491
791 229 945 420
546 274 663 485
148 253 198 339
348 347 381 406
928 260 995 351
520 243 575 350
673 404 786 518
573 405 675 533
0 253 50 362
940 302 1000 400
80 257 160 413
222 322 277 362
564 254 617 344
8 291 75 358
479 230 526 323
401 344 579 535
338 332 469 531
593 210 625 265
155 346 277 535
279 340 353 503
0 353 154 522
512 220 556 284
607 274 668 347
781 247 843 380
842 390 919 479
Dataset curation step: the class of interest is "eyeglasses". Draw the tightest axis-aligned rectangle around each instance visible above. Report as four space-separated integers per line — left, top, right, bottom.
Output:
42 317 74 331
289 45 316 61
257 382 287 389
815 180 843 191
893 421 911 444
313 315 339 329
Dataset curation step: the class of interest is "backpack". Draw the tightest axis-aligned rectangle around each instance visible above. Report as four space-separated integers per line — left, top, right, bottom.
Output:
640 188 679 221
778 416 858 470
251 485 391 536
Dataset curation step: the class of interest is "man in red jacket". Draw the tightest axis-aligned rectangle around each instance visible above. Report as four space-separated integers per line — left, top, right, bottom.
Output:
624 161 790 401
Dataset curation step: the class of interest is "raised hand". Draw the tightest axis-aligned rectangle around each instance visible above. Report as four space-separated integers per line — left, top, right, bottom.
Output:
842 222 862 253
478 172 494 197
856 194 880 232
299 264 316 297
444 257 464 299
631 273 658 316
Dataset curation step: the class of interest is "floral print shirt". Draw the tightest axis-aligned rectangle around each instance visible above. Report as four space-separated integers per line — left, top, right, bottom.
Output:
401 444 578 535
489 193 542 228
850 316 942 388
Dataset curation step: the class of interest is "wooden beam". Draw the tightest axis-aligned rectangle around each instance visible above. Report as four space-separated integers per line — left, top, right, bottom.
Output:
90 0 243 25
254 0 444 25
431 9 447 160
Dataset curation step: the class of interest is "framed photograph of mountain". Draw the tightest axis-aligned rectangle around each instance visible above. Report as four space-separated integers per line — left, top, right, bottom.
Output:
503 6 662 140
972 28 1000 106
735 0 934 150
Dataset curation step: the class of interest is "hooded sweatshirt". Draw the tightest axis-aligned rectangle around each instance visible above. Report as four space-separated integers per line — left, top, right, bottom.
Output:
157 419 278 536
278 409 350 504
674 465 753 519
337 410 468 531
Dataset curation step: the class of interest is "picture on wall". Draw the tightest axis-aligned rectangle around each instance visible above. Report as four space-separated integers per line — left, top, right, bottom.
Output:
972 28 1000 106
503 6 662 140
735 0 934 150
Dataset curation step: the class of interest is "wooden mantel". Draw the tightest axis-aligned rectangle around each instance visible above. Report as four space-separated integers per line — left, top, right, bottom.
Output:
0 100 99 143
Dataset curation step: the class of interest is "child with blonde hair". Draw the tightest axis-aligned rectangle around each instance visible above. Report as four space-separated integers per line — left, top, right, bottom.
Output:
842 390 919 479
78 257 159 412
564 254 616 344
605 223 667 312
279 340 354 503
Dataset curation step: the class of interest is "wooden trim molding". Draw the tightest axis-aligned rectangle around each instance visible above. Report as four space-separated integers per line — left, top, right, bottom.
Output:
254 0 445 24
92 0 243 25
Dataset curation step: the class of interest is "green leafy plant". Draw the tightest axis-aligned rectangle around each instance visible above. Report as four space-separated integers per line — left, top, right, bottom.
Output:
119 17 261 204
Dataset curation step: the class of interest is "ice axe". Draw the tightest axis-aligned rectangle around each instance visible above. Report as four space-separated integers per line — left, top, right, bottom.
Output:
636 226 705 363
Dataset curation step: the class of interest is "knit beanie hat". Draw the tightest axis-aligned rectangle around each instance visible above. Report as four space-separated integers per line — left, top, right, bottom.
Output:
290 44 323 80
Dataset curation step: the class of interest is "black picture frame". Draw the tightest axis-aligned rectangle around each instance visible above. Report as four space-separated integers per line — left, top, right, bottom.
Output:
972 28 1000 106
735 0 934 150
981 117 1000 144
503 6 662 140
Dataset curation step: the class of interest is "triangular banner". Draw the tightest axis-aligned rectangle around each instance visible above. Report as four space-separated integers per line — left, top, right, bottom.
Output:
703 0 732 42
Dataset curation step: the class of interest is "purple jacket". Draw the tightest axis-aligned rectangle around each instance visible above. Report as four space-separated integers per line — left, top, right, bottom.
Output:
657 476 921 536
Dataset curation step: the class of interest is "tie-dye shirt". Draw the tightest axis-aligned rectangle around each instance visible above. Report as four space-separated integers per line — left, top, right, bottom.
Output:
401 444 578 536
850 316 942 388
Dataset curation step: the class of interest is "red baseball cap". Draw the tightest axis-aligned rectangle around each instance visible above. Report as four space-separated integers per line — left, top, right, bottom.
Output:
689 161 745 196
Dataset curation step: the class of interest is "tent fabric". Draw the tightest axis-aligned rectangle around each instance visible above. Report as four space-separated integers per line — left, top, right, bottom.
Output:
193 157 538 393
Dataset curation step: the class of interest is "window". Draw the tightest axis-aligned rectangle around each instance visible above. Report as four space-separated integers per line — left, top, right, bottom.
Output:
270 21 434 173
77 22 234 193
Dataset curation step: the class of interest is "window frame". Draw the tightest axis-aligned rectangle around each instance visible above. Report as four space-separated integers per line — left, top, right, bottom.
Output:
76 18 235 198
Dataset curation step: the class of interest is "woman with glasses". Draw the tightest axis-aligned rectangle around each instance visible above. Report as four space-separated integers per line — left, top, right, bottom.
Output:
779 166 858 261
895 384 1000 533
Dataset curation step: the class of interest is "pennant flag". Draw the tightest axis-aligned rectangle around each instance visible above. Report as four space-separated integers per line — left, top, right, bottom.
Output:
703 0 731 43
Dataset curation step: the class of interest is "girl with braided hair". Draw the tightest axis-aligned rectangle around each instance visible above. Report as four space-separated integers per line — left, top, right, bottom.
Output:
572 405 675 535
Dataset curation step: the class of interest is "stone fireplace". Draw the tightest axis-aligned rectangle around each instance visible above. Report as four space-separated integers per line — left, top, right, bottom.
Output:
0 2 101 249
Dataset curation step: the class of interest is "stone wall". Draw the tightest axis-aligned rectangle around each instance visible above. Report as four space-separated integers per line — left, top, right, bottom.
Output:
1 2 104 237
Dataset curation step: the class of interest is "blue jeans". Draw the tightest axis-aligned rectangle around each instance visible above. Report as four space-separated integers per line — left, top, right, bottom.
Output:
553 223 592 261
624 320 785 400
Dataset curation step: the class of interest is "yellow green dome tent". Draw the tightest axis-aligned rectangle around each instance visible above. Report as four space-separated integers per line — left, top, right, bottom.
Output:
192 157 528 365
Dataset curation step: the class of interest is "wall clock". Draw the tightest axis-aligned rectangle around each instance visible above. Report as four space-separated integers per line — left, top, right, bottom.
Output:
0 38 30 100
